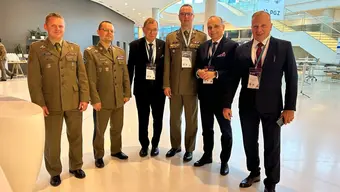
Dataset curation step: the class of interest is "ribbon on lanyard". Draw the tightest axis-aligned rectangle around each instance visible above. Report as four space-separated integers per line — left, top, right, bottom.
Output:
254 38 269 68
182 29 193 48
208 42 218 66
145 42 154 65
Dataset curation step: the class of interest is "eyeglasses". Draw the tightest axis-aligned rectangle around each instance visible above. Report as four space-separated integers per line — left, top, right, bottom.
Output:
179 12 193 17
100 28 114 33
145 28 158 33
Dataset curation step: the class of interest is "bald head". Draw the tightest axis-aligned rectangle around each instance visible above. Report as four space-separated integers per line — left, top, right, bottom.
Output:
208 16 223 24
251 11 272 42
207 15 225 41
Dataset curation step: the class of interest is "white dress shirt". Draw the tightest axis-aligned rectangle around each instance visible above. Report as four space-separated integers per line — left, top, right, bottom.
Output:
208 36 223 57
145 39 156 64
251 35 271 66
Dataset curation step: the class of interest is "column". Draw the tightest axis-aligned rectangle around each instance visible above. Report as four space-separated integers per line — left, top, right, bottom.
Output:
152 8 160 24
204 0 217 36
138 26 143 38
152 8 160 38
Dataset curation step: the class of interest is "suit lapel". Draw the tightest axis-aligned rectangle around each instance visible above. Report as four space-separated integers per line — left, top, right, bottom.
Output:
45 39 60 58
190 29 196 45
97 43 114 62
155 39 162 66
60 41 70 59
140 38 148 63
262 37 276 69
213 37 226 58
177 30 185 48
204 40 211 58
246 40 253 65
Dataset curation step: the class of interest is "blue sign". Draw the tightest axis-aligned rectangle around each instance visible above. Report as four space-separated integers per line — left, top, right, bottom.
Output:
258 0 285 20
336 38 340 64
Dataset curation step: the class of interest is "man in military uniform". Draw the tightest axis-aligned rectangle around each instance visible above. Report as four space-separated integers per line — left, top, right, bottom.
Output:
163 4 207 162
0 38 14 81
27 13 89 187
84 21 131 169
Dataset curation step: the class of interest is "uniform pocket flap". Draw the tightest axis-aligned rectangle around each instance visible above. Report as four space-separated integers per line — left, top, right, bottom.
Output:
73 85 79 91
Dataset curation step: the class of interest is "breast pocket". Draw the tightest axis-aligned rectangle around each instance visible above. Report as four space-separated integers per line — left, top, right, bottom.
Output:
170 44 180 55
66 55 77 70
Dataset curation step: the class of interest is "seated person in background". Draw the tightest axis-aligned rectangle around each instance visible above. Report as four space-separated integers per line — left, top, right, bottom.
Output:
0 38 14 81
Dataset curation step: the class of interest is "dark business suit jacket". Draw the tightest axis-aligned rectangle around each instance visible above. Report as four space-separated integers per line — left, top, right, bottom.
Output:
128 37 165 96
225 36 298 113
196 36 239 101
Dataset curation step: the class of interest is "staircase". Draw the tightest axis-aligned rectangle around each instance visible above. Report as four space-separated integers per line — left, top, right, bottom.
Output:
272 21 295 32
306 32 338 51
272 21 337 52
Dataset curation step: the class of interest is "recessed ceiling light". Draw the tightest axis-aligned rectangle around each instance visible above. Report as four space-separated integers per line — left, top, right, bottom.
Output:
132 8 135 11
125 3 128 5
138 13 141 15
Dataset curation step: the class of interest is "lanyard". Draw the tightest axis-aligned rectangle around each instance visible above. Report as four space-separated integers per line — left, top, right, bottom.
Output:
254 38 269 68
145 42 154 64
208 42 218 66
181 29 193 48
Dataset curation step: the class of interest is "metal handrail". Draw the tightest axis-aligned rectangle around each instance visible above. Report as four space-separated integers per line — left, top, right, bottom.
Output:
285 8 340 35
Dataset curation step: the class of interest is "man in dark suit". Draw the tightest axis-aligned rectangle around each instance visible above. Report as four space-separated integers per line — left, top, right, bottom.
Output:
194 16 238 176
223 11 298 192
128 18 165 157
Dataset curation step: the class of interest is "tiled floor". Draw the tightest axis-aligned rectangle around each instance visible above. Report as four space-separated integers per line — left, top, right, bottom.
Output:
1 77 339 192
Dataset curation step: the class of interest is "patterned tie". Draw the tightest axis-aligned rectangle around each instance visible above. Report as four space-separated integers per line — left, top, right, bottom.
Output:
148 43 153 62
255 42 264 68
184 30 189 41
55 43 62 55
211 42 218 57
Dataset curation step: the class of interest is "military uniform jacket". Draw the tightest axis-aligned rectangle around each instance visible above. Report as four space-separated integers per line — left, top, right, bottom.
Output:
27 39 90 111
163 29 207 95
0 43 7 61
84 43 131 109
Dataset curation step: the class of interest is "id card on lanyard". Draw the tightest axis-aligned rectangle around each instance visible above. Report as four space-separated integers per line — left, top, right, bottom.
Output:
203 65 215 84
146 43 156 80
203 43 217 84
247 42 266 89
182 29 193 68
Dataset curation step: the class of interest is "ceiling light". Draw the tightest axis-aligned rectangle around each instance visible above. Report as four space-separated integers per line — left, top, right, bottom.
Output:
125 2 128 5
138 13 141 15
132 8 135 11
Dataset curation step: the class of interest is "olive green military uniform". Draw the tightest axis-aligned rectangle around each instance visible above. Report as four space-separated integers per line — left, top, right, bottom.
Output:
27 39 89 177
84 43 131 159
163 29 207 152
0 43 13 80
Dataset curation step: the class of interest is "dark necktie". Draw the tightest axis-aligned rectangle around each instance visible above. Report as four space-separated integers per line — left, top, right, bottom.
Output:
108 47 113 59
184 31 189 41
211 42 218 57
148 43 153 62
55 43 62 55
255 42 264 68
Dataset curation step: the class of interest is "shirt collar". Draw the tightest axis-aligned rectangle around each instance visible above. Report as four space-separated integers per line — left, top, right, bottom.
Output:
211 36 223 45
145 38 156 46
98 42 112 51
49 39 63 46
253 35 271 48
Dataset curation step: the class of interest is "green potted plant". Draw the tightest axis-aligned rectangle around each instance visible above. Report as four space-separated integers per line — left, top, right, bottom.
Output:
36 27 47 39
28 30 37 39
40 31 47 39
